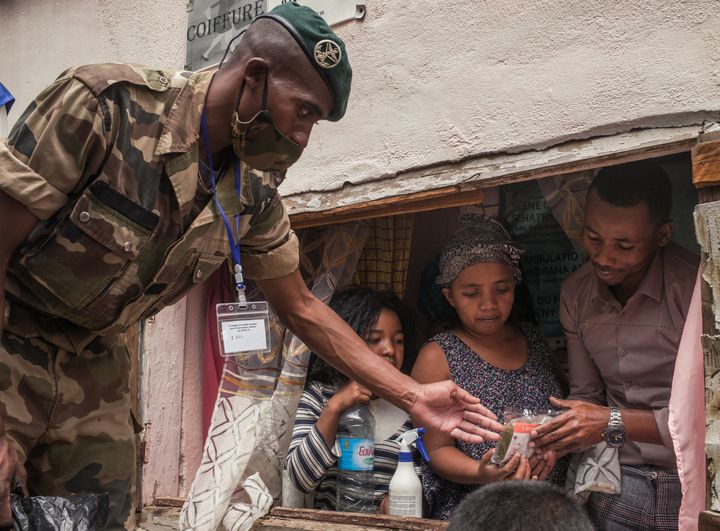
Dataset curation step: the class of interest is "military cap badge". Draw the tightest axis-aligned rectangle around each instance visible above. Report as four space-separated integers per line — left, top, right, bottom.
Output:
313 39 342 69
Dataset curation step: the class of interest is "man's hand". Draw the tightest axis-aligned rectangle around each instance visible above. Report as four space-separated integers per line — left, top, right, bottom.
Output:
531 397 609 454
410 381 503 444
0 417 25 526
327 381 372 414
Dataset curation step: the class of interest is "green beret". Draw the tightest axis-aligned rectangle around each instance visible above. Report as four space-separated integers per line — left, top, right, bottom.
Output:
255 2 352 121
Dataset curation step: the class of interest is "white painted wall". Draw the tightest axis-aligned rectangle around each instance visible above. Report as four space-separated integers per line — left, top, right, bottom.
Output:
0 0 187 124
280 0 720 197
4 1 718 197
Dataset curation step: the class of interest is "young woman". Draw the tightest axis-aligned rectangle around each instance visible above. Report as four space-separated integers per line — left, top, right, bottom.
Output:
286 287 418 511
412 214 565 520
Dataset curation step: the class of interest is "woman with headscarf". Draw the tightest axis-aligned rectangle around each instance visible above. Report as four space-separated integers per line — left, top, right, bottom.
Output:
411 214 566 520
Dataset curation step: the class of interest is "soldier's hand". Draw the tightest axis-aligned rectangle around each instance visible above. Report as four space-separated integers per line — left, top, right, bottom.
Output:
409 381 503 444
0 417 25 526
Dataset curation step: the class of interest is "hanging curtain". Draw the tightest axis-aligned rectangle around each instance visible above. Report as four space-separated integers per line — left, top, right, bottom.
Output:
353 213 414 298
536 170 595 253
201 267 234 437
181 222 369 530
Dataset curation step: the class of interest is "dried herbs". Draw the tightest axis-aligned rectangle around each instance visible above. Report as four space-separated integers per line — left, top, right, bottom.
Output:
491 409 558 465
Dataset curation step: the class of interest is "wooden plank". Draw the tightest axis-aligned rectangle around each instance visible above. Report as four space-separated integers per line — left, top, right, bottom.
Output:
256 517 401 531
178 285 207 496
137 506 181 531
137 506 448 531
700 510 720 531
290 186 483 229
284 126 699 226
140 300 188 505
154 496 186 508
695 181 720 510
262 508 447 531
694 141 720 188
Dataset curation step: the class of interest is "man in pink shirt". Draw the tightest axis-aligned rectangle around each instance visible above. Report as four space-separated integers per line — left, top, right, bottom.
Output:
533 160 699 530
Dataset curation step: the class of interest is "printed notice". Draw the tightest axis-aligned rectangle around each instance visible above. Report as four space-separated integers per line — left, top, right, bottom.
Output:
221 319 268 353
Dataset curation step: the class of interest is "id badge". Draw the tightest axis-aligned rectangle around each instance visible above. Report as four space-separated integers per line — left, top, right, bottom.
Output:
216 301 272 357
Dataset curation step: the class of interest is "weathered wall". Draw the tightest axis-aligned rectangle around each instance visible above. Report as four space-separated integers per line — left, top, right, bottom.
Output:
4 0 718 200
280 0 720 198
0 0 186 121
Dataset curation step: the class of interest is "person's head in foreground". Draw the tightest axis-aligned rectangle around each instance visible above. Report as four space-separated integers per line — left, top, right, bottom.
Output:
447 481 594 531
437 214 525 337
210 1 352 171
306 287 417 386
583 160 672 299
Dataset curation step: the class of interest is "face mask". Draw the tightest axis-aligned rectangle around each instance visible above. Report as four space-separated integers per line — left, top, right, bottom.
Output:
230 75 304 171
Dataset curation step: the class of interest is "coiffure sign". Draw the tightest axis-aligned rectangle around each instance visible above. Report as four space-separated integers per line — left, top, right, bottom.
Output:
185 0 365 71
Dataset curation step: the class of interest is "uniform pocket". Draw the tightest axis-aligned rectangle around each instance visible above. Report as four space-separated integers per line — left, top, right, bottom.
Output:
21 183 156 310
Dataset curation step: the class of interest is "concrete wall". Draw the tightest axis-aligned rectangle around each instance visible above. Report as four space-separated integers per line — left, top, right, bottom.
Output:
280 0 720 197
0 0 187 122
4 1 718 196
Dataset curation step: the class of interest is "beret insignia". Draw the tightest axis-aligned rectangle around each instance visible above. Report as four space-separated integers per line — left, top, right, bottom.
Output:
314 39 342 69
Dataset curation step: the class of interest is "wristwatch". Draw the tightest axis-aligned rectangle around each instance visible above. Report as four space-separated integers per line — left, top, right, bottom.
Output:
602 407 626 448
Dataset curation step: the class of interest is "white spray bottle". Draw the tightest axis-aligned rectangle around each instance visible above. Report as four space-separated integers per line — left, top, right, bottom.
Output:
388 427 430 518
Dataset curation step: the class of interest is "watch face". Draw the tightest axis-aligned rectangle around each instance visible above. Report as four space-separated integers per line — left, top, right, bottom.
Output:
603 426 626 448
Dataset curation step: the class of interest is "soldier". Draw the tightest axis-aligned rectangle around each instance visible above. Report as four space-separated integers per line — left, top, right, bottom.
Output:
0 3 501 528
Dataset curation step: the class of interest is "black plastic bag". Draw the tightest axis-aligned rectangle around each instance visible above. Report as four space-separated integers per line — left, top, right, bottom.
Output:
10 484 109 531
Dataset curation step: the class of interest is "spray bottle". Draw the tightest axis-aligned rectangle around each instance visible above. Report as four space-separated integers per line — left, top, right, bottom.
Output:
388 427 430 518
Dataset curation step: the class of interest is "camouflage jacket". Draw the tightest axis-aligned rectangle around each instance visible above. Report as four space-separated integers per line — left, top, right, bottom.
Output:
0 64 299 349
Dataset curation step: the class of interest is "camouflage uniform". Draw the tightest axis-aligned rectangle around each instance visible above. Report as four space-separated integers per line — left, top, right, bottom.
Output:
0 64 299 529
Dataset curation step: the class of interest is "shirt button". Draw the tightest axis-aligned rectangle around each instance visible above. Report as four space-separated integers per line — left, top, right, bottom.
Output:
79 211 90 222
619 349 627 357
195 269 204 279
159 75 169 84
123 242 133 252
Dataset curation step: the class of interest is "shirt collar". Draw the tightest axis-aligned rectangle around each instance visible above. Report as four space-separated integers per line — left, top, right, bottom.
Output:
156 70 215 156
634 247 664 303
589 247 665 306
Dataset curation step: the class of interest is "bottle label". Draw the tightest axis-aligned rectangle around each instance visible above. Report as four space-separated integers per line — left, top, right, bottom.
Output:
389 493 422 517
338 437 374 471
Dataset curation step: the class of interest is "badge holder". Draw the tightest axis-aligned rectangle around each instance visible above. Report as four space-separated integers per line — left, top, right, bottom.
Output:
216 300 272 358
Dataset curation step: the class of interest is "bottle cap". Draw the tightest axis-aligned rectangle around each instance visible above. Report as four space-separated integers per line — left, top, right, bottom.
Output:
397 427 431 463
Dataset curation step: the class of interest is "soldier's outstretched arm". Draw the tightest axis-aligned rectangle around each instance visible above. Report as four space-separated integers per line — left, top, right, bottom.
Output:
0 190 36 526
257 270 503 444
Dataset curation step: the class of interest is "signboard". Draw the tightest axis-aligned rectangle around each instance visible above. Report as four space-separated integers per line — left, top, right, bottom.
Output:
185 0 365 71
266 0 365 26
185 0 266 70
502 180 582 338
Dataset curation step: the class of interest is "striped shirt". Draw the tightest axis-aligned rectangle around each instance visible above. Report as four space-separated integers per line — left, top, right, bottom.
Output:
286 381 414 511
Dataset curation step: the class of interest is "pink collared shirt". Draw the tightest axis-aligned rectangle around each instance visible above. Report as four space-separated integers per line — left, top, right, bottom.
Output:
560 243 699 468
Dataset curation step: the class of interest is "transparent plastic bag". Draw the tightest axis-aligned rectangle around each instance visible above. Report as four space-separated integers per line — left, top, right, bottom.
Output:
491 409 558 466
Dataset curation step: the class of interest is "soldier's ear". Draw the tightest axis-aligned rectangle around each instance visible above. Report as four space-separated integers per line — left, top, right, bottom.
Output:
243 58 269 90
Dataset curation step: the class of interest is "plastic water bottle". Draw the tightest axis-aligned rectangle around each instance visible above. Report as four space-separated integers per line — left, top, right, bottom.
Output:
336 404 376 512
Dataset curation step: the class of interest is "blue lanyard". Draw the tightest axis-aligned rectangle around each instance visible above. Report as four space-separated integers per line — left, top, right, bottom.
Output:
200 111 246 303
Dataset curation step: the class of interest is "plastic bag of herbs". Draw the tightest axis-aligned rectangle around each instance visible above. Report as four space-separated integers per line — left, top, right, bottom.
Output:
491 409 559 466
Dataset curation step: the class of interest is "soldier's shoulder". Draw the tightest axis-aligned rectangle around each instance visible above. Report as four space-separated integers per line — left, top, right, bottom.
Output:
59 63 186 97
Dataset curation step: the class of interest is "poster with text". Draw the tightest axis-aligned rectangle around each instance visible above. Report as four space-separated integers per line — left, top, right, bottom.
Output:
502 180 583 339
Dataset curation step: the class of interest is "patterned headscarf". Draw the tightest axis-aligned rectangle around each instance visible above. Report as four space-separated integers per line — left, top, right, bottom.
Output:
436 214 524 287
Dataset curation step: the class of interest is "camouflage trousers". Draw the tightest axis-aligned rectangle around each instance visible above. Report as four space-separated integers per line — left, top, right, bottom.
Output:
0 327 135 530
